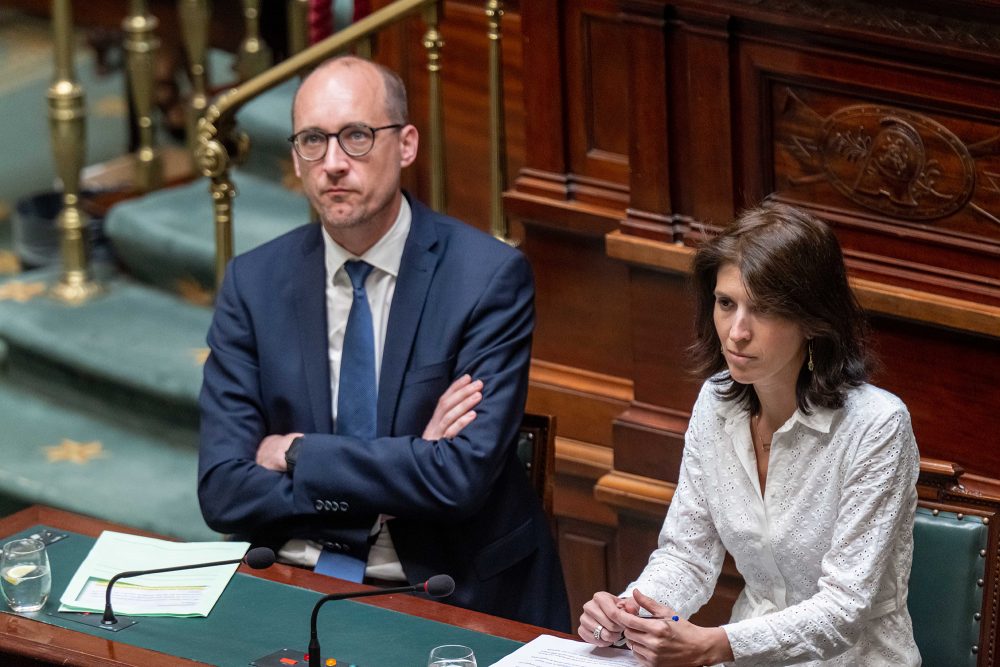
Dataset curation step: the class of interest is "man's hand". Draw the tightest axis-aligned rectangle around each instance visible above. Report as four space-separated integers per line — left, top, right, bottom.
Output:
256 432 303 471
422 374 483 440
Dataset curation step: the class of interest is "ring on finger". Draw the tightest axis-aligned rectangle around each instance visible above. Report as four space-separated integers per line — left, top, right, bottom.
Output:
593 624 604 641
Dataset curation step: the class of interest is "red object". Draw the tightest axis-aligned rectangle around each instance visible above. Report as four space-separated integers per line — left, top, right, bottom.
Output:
353 0 371 22
308 0 334 44
279 658 298 665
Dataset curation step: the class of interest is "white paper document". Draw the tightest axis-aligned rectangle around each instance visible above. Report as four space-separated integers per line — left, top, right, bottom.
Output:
489 635 641 666
58 530 250 617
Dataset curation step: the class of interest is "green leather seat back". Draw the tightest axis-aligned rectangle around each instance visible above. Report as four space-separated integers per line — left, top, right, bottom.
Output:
908 506 988 667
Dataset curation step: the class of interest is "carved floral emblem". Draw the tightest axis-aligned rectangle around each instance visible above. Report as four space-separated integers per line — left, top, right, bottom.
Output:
779 90 998 227
821 107 974 219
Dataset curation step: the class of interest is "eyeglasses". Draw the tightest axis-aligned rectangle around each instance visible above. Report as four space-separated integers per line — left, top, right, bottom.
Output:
288 123 403 160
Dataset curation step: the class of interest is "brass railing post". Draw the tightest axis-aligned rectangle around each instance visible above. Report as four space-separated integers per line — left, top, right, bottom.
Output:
356 36 374 59
288 0 309 56
237 0 273 79
48 0 100 303
123 0 163 191
196 106 250 290
422 1 446 213
178 0 211 163
485 0 511 244
195 110 246 291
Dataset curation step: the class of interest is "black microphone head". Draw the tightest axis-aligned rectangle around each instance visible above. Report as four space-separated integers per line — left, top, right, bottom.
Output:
245 547 276 569
424 574 455 598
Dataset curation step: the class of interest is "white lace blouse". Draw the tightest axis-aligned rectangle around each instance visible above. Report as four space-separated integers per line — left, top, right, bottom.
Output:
625 381 921 666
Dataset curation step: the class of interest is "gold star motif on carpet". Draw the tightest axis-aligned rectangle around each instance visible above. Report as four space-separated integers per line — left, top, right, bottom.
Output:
0 250 21 275
44 439 107 464
190 348 210 364
0 280 46 302
175 277 213 307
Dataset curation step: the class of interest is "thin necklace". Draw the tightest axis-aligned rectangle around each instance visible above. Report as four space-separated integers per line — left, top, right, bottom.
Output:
753 414 771 452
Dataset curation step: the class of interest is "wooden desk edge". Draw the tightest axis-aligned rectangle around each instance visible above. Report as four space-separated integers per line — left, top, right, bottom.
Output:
0 506 571 666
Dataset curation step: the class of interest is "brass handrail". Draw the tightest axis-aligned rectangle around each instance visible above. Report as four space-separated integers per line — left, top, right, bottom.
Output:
196 0 445 289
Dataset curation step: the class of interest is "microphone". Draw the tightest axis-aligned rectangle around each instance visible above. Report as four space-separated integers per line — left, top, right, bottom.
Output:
307 574 454 667
101 546 276 626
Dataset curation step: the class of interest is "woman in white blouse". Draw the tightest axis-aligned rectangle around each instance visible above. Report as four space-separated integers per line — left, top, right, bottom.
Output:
579 202 920 666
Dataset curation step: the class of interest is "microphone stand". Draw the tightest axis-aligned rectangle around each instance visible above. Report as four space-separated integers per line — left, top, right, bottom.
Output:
307 576 455 667
102 557 249 625
58 547 275 632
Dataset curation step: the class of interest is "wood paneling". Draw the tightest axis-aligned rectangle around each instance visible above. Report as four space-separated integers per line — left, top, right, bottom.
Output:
869 316 1000 476
522 224 632 378
559 521 617 630
564 0 630 189
735 39 1000 306
373 0 1000 634
665 6 736 228
372 0 525 235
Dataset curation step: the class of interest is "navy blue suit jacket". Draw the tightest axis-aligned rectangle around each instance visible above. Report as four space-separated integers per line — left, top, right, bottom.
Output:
198 196 569 631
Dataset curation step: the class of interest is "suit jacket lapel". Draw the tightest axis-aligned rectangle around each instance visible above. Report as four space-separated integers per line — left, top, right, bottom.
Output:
294 225 334 434
378 198 440 436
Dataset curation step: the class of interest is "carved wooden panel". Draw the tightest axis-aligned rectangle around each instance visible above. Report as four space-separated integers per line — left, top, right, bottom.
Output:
520 223 633 379
736 39 1000 306
868 315 1000 477
564 0 631 192
558 521 617 631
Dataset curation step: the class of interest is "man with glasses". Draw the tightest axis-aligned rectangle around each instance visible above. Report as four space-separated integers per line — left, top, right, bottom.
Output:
197 56 569 631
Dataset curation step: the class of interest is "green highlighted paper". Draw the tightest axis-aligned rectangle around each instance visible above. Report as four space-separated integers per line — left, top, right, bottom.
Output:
58 531 249 617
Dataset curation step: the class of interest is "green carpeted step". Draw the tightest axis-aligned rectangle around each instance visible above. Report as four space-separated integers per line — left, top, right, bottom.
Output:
235 76 300 182
0 268 211 422
104 171 308 294
0 377 215 541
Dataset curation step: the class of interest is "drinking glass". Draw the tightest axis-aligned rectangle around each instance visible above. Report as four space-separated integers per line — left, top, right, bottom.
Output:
427 644 477 667
1 537 51 613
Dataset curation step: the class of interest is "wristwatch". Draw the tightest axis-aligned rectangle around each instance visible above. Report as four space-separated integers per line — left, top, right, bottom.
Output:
285 436 303 476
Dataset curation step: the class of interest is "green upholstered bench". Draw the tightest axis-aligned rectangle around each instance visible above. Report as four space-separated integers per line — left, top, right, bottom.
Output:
911 461 999 666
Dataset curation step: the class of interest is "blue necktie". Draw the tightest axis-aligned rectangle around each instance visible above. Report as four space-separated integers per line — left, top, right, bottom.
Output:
316 260 376 583
336 260 377 439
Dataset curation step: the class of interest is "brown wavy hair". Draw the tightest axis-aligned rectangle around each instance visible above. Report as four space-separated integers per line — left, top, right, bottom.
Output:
689 202 872 414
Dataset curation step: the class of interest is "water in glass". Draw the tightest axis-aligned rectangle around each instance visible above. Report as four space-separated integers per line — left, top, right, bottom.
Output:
1 537 51 613
427 644 476 667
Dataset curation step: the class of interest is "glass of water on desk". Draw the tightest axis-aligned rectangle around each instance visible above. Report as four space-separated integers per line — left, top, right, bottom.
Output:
1 537 51 613
428 644 477 667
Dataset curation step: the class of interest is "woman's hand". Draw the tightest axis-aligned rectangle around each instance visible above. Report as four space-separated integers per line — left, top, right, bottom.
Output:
579 591 638 646
614 589 734 667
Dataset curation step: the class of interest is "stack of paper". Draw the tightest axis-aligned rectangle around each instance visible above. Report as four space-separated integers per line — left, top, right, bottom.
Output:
488 635 641 666
59 531 250 617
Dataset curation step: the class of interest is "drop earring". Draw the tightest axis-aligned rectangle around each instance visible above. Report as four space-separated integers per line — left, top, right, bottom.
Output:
807 340 815 372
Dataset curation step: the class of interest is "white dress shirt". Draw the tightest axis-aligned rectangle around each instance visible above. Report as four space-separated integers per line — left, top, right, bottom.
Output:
280 198 411 581
625 380 921 666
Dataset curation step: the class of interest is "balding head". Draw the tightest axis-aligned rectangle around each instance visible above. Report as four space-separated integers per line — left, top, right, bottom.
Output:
292 56 408 128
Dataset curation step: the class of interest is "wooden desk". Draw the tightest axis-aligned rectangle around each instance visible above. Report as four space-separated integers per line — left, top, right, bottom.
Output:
0 506 557 666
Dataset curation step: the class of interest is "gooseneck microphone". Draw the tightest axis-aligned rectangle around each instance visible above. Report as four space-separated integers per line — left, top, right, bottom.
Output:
307 574 455 667
102 546 276 625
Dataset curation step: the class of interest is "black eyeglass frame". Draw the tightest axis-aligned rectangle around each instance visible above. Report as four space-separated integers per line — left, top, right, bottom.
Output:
287 123 404 160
